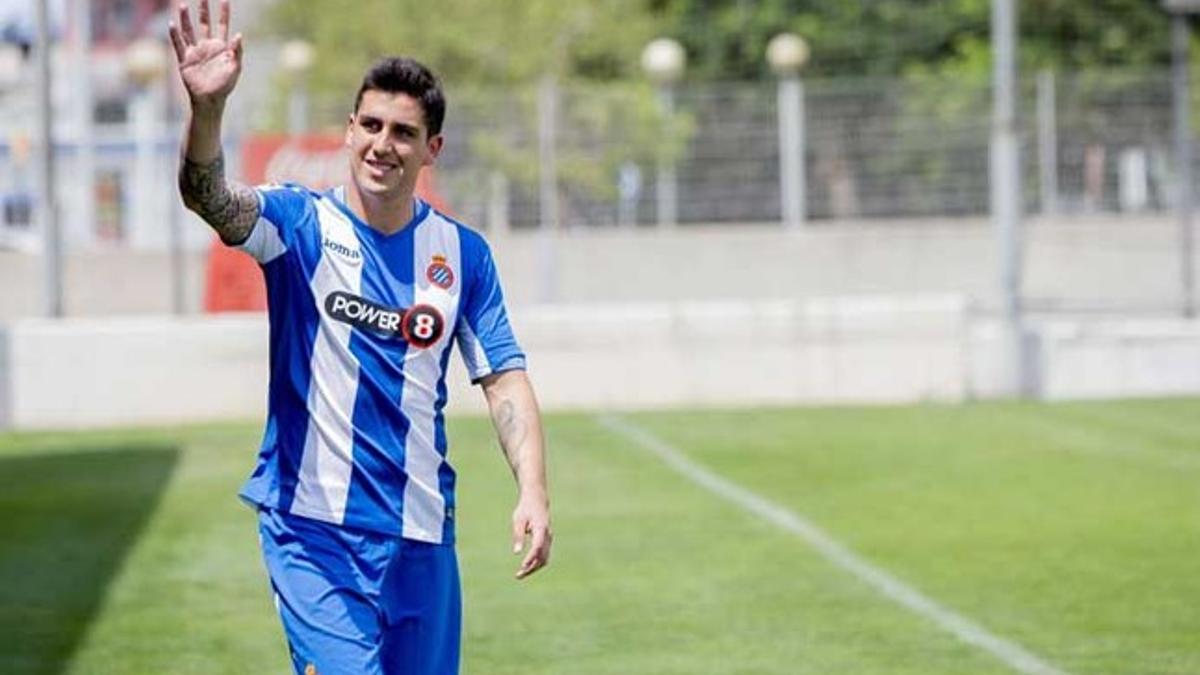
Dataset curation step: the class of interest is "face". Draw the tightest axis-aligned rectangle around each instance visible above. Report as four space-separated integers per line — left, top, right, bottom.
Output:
345 90 443 203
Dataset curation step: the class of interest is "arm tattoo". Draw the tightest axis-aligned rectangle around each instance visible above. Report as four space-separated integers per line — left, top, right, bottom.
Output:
494 399 528 472
180 154 260 245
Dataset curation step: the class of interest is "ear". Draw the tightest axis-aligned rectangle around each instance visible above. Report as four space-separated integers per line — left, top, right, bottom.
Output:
423 134 444 166
344 114 355 147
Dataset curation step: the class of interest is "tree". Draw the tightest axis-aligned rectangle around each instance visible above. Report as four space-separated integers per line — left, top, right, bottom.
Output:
654 0 1173 81
262 0 661 92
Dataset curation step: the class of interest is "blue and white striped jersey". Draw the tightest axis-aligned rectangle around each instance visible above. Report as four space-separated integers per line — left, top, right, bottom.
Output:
236 184 525 544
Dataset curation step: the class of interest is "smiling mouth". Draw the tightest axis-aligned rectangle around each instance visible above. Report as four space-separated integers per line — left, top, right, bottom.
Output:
365 158 397 174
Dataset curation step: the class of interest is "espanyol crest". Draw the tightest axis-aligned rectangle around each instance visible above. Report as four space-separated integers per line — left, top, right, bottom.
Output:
426 254 455 289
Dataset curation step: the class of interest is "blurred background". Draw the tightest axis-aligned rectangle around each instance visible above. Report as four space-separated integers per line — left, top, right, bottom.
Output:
0 0 1197 427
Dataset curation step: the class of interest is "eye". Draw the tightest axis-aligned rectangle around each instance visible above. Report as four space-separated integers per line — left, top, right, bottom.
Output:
361 118 382 132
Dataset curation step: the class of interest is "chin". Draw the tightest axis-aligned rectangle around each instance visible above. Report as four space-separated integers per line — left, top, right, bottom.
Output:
354 176 402 199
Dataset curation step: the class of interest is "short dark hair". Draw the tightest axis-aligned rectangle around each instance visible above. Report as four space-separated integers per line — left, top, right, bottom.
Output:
352 57 446 136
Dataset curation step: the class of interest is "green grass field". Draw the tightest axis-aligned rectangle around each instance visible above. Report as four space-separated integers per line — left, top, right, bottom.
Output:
1 398 1198 674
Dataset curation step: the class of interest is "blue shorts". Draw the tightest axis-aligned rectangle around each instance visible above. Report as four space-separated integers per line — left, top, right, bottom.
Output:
257 508 461 675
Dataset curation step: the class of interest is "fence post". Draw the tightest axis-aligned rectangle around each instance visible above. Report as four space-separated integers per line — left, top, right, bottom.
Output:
1036 69 1059 215
537 76 560 231
536 76 560 303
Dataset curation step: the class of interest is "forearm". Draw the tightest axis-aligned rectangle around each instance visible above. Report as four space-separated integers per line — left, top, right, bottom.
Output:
178 103 259 244
485 371 549 504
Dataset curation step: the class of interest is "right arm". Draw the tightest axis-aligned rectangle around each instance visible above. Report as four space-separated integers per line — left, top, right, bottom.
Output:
170 0 259 245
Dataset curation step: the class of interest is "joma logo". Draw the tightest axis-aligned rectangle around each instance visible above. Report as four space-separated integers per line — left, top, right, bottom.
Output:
323 238 361 261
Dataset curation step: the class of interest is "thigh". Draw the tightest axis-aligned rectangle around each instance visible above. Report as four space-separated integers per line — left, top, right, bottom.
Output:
379 541 462 675
258 508 389 675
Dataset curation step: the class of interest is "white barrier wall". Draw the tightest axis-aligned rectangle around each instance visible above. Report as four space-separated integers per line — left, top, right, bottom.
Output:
2 299 1197 431
0 297 968 430
1 214 1194 319
1036 320 1200 399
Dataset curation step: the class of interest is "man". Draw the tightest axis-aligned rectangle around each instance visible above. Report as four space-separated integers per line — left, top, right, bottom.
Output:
168 2 552 673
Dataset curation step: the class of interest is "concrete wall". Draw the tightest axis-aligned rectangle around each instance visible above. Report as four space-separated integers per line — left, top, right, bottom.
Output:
1 300 1197 431
1 214 1194 320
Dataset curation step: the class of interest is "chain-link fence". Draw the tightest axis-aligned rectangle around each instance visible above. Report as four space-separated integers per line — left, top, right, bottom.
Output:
375 69 1176 230
0 66 1184 240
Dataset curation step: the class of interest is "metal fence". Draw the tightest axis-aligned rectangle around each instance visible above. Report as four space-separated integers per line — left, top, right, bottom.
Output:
0 67 1185 242
399 69 1176 230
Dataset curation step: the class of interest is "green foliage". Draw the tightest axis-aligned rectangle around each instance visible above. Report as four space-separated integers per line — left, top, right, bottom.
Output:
656 0 1173 81
263 0 660 88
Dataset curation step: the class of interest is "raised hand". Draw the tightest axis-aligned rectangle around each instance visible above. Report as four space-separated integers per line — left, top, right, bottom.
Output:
169 0 243 107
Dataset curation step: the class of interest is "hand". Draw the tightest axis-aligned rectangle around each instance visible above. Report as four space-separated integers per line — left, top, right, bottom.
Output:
511 493 552 580
169 0 243 108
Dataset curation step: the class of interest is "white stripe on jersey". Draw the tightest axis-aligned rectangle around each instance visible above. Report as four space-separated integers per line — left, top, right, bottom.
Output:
400 214 461 542
238 216 288 264
456 320 492 380
290 199 364 524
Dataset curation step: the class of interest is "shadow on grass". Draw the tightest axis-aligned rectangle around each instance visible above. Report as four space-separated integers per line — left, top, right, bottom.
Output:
0 444 180 675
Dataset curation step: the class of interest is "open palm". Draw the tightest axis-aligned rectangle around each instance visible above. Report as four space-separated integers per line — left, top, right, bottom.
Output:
169 0 243 104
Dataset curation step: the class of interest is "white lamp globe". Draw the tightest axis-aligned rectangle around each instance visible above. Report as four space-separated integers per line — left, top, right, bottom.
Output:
125 37 168 86
280 39 315 76
766 33 810 77
641 38 686 85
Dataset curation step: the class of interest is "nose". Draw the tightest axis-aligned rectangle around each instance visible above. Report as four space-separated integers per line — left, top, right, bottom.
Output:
370 131 390 156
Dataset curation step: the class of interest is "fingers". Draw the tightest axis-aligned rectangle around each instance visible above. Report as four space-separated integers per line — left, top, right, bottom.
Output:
511 514 526 555
232 32 244 61
168 22 186 62
177 1 196 44
218 0 230 42
198 0 212 39
515 526 551 579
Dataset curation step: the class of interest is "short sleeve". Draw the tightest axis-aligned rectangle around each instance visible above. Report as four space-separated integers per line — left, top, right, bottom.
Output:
237 184 310 264
455 232 526 383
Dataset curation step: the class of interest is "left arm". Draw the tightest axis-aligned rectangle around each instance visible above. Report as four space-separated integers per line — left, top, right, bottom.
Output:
480 369 552 580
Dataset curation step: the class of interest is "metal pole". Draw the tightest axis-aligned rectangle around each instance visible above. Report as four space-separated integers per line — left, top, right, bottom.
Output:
778 75 805 227
1036 69 1058 215
35 0 62 317
537 76 560 231
1173 14 1197 318
73 0 94 246
656 86 678 227
167 72 185 315
990 0 1028 395
287 82 309 136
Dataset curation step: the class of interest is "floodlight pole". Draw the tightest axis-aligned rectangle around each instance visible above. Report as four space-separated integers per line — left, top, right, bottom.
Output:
36 0 63 317
991 0 1029 395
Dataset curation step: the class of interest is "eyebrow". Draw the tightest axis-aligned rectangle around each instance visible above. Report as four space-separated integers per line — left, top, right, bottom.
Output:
357 114 423 136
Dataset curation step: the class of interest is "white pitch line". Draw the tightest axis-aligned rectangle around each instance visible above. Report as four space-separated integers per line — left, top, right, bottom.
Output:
595 413 1068 675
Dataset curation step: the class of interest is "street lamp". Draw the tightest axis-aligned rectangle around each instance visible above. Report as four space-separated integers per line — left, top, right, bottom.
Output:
279 39 314 135
641 37 686 228
1161 0 1199 318
766 33 810 229
126 37 182 314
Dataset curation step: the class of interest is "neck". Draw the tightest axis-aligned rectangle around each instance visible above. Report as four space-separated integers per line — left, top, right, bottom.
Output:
345 184 416 235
